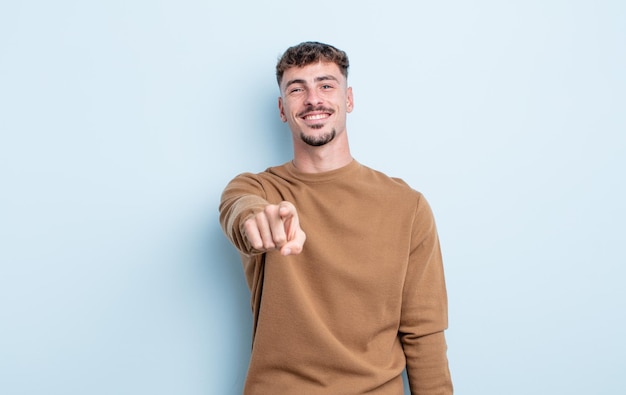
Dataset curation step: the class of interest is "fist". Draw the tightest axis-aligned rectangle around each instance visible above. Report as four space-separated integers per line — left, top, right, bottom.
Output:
243 201 306 256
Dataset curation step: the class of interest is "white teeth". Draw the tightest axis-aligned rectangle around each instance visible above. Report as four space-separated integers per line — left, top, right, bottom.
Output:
305 114 328 120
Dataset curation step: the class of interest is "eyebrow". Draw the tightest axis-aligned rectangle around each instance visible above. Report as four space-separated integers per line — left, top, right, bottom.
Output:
284 75 340 89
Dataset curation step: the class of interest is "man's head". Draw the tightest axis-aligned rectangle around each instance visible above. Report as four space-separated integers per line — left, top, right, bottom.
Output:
276 41 349 87
276 42 354 149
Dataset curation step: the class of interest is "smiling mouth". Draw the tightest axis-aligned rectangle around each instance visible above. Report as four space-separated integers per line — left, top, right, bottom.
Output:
303 113 330 121
298 106 334 122
298 107 334 125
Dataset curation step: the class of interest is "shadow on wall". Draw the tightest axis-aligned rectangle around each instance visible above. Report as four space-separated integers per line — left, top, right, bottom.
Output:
207 221 250 319
208 86 292 315
202 85 293 391
208 87 293 318
206 217 253 391
261 89 293 166
207 85 290 316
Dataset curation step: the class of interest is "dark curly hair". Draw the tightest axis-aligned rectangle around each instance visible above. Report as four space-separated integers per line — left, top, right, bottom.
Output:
276 41 349 86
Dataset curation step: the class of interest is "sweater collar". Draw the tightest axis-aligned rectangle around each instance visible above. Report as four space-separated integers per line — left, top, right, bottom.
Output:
277 159 361 184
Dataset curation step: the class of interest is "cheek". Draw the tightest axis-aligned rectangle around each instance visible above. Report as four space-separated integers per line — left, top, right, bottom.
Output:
284 102 301 118
280 101 294 121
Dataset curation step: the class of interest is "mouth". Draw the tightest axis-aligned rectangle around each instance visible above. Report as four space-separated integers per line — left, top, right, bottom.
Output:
303 113 330 121
299 107 334 124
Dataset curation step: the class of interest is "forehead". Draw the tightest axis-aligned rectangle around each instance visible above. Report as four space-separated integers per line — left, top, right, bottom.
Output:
281 61 346 87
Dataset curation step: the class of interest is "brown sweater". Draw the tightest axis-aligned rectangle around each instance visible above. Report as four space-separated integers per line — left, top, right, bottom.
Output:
219 160 452 394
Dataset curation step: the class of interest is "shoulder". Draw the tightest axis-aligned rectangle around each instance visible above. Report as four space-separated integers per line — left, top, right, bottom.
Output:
222 163 292 198
359 163 438 215
357 163 422 197
227 162 291 185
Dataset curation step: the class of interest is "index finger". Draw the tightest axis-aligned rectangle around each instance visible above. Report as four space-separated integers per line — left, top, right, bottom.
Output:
278 201 299 241
264 204 288 248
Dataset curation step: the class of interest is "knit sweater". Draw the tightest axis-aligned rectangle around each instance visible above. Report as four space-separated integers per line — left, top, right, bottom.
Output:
219 160 452 394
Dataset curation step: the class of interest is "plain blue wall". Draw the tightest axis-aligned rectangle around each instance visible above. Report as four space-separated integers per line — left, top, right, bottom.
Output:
1 1 624 394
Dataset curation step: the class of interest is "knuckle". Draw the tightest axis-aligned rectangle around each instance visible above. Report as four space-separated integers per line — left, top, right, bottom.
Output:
243 219 255 230
254 211 266 224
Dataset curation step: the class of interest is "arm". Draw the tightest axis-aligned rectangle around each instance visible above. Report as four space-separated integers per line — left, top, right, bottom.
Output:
219 173 306 256
399 194 453 394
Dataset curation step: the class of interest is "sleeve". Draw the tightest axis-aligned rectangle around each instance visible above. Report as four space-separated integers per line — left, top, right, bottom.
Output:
399 193 453 394
219 172 269 256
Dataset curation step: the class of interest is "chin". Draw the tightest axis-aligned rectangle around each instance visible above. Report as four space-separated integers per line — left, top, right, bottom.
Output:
300 129 336 147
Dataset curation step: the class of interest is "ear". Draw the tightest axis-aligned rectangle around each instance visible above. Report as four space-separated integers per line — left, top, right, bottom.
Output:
278 96 287 122
346 86 354 113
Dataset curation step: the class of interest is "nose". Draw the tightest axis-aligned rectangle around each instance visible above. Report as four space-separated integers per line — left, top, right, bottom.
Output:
304 89 322 105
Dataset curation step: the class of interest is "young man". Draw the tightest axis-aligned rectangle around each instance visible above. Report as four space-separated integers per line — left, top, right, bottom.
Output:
219 42 453 394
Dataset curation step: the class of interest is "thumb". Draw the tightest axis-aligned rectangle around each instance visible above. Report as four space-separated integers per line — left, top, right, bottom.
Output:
280 227 306 256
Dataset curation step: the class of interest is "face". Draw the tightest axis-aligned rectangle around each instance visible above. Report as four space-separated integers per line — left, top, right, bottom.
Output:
278 61 354 147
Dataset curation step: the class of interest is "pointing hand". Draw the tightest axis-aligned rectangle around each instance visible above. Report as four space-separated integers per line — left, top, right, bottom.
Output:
243 201 306 256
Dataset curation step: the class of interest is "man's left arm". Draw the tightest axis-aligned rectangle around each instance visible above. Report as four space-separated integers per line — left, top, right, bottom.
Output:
399 193 453 395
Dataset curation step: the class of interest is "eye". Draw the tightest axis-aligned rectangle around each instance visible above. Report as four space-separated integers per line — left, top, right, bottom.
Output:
321 84 333 89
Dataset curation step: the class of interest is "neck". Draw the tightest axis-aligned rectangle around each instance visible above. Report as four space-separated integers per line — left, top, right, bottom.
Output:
291 133 353 173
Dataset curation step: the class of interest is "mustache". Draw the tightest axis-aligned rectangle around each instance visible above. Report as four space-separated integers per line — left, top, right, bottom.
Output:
297 106 335 118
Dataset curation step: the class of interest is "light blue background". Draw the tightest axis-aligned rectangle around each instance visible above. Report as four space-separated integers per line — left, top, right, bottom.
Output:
1 1 624 394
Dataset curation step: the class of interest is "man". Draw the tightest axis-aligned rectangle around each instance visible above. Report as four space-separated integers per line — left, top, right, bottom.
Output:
219 41 452 394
